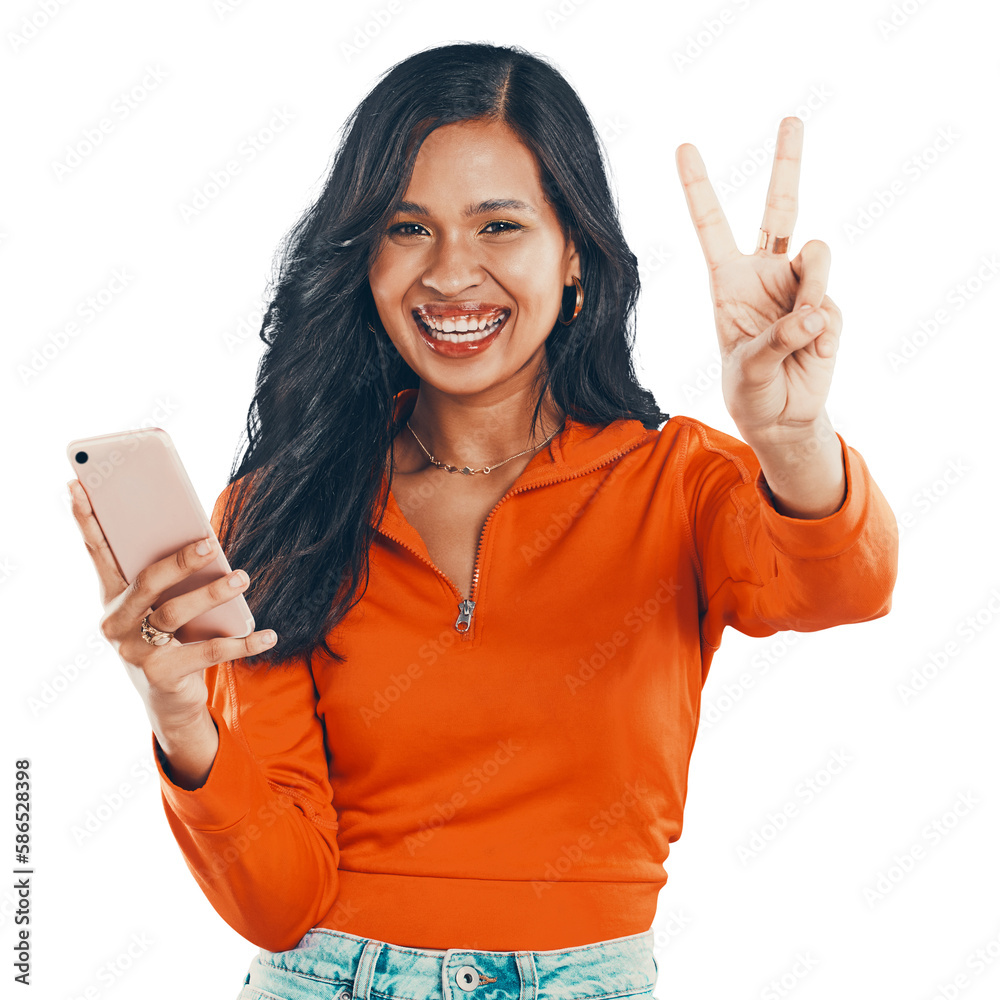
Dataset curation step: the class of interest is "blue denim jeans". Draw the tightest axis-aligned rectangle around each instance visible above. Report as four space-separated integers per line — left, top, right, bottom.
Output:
237 926 658 1000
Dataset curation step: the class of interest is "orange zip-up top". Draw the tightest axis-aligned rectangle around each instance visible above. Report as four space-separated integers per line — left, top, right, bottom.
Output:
154 387 898 952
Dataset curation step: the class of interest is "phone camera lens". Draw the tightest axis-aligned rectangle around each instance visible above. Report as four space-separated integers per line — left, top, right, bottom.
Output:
75 451 89 464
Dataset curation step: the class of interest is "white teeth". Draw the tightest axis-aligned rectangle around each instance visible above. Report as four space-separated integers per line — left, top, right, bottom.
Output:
417 312 506 344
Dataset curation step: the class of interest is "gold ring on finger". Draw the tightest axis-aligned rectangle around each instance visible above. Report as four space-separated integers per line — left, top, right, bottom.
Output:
757 229 791 255
141 614 175 646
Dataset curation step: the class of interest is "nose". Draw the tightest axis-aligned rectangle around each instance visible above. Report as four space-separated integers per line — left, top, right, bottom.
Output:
419 233 486 297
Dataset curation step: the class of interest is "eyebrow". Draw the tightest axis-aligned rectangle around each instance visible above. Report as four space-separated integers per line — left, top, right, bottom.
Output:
393 198 537 217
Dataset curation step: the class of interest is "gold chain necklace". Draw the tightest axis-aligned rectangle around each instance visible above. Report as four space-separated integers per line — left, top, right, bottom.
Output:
406 420 562 475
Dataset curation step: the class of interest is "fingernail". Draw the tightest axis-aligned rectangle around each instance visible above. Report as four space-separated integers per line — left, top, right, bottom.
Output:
196 538 212 555
804 309 825 332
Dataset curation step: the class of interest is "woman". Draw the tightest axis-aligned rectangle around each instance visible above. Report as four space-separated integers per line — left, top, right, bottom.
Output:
68 42 897 999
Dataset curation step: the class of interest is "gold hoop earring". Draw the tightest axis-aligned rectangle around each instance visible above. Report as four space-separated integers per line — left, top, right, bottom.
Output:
558 275 584 326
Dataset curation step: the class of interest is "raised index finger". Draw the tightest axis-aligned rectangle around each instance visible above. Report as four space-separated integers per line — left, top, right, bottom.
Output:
676 141 740 273
67 478 127 603
758 116 803 250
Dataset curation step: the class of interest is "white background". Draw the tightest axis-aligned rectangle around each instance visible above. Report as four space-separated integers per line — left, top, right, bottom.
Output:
4 0 999 997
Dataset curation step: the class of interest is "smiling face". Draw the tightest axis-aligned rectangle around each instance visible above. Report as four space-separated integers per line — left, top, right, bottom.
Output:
368 117 580 400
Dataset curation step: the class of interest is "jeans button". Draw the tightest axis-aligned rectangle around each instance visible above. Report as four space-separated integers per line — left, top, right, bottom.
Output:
338 991 352 1000
455 965 481 991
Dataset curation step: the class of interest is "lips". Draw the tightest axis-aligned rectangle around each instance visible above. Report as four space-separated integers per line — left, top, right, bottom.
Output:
412 305 510 339
411 306 510 357
414 301 509 318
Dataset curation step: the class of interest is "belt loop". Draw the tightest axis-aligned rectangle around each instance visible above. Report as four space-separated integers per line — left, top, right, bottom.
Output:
352 940 382 1000
441 949 462 999
515 951 537 1000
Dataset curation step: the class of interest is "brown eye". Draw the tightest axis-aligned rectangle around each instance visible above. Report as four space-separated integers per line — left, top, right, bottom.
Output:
482 221 522 234
388 223 427 236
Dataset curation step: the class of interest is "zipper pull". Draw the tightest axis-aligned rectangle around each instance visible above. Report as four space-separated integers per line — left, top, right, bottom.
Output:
455 599 475 632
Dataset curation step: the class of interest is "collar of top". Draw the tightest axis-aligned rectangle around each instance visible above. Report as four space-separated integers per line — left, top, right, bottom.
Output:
388 387 653 486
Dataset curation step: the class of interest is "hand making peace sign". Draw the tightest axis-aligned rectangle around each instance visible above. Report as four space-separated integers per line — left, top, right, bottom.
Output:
676 116 841 447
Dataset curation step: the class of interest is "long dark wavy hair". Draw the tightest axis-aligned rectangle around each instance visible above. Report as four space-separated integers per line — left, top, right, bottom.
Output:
216 41 669 670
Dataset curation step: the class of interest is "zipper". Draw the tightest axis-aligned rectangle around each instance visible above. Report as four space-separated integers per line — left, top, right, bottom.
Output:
376 434 652 637
374 513 486 636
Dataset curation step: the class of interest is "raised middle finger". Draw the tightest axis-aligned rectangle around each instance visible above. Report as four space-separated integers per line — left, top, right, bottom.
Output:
675 142 740 273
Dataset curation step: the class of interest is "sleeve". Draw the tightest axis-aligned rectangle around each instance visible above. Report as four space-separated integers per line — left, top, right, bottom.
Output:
677 419 899 658
152 481 342 952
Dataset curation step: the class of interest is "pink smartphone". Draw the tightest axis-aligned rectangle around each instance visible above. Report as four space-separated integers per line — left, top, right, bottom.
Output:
66 427 255 645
